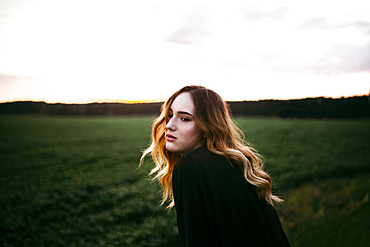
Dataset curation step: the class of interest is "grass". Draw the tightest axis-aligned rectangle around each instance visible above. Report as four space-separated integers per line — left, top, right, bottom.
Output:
277 174 369 247
236 118 370 189
0 116 369 246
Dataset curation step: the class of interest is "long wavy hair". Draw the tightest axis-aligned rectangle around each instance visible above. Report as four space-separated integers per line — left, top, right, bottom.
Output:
140 85 283 209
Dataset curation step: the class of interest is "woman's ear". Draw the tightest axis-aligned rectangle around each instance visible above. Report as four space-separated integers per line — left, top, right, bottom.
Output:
202 132 207 139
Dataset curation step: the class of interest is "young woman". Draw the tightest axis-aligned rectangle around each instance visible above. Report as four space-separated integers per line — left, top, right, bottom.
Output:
141 86 290 247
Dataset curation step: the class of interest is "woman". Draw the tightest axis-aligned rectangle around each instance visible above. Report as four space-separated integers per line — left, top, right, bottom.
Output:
141 86 290 247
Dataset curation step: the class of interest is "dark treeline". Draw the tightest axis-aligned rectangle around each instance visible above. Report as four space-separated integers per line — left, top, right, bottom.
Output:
0 102 163 116
0 95 369 119
229 96 370 119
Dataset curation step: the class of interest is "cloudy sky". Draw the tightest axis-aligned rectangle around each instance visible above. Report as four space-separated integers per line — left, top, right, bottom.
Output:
0 0 369 103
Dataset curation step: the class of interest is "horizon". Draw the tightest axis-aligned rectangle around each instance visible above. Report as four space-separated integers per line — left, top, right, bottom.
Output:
1 93 368 105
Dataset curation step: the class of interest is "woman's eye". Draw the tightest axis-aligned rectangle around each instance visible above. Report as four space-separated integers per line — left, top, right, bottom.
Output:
168 113 173 118
180 117 190 121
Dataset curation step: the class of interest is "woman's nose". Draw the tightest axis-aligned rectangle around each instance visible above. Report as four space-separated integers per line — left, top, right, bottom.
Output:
166 118 176 131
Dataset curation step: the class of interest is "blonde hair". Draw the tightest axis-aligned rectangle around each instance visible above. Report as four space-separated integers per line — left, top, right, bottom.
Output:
140 85 283 209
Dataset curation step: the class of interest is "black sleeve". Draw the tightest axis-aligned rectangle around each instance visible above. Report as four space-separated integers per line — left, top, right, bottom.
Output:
172 154 221 247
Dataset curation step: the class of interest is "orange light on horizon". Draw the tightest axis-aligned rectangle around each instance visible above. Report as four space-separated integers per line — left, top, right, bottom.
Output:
1 92 369 105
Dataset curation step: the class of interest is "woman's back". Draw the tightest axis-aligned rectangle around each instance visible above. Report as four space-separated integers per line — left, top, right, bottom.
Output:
173 145 290 247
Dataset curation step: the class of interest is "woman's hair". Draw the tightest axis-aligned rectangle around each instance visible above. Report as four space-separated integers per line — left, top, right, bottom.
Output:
140 85 283 209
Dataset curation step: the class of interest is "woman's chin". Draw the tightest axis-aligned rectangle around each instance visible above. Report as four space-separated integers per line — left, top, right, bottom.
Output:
166 143 177 153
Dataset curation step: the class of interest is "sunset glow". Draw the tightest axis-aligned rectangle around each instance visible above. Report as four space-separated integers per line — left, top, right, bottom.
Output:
0 0 369 103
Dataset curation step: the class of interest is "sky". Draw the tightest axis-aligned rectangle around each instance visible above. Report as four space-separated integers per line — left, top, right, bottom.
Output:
0 0 369 103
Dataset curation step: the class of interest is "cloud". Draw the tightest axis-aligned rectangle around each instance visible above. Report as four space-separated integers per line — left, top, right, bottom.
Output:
344 20 370 37
295 12 370 74
242 6 289 22
299 16 370 33
299 17 330 29
0 13 15 19
311 41 370 75
0 74 31 84
165 5 210 45
348 20 370 30
0 73 42 102
266 6 289 20
336 42 370 73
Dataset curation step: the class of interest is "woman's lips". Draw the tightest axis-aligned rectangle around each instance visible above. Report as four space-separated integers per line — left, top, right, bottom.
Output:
166 134 177 142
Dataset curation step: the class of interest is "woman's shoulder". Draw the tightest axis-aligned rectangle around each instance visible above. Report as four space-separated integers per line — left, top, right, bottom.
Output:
179 145 210 159
175 145 234 174
176 146 215 166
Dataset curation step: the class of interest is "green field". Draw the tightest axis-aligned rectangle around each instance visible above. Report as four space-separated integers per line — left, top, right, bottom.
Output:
1 116 369 246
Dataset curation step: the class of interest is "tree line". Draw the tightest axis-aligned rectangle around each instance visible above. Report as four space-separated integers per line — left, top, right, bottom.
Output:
0 95 369 119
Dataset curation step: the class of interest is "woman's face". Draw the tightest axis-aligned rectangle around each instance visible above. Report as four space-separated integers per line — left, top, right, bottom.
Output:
165 92 203 154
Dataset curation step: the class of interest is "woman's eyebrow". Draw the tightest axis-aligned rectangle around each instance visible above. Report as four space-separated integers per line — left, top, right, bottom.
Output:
177 111 193 116
169 108 193 116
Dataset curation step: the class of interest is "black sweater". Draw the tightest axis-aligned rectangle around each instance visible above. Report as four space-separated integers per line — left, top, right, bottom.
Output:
172 145 290 247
